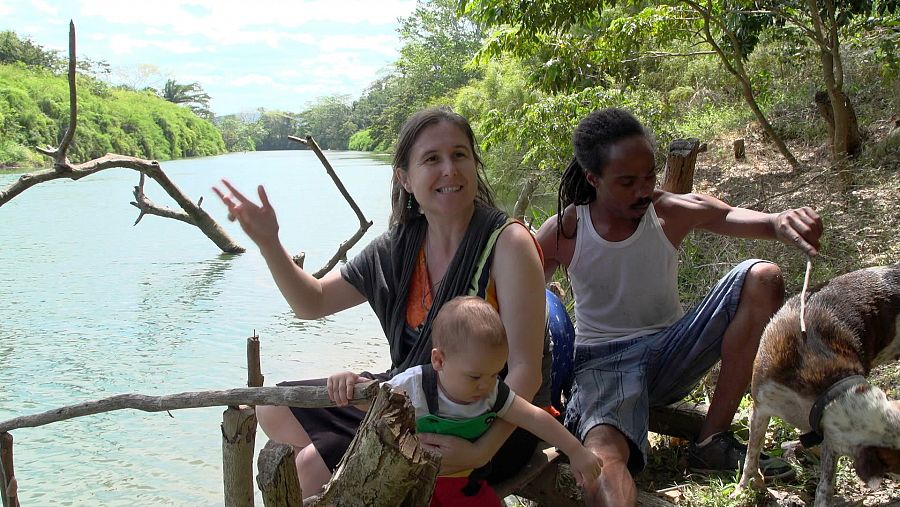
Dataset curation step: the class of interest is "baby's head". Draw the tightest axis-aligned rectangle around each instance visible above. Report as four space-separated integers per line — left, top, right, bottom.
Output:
431 296 509 404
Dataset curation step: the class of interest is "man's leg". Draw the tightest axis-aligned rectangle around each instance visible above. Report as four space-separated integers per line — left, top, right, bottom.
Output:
699 262 784 441
583 425 636 507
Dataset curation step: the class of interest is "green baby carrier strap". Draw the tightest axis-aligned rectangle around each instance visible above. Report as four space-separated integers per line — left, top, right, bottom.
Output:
415 364 510 441
466 218 517 297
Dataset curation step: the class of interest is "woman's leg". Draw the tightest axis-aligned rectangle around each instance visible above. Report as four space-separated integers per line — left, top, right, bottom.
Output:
256 405 332 497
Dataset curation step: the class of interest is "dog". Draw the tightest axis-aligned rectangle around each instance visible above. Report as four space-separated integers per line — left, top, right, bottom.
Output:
736 263 900 507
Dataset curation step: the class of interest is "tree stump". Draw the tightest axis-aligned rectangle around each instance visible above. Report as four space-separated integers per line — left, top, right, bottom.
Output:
661 138 701 194
309 384 440 507
258 441 303 507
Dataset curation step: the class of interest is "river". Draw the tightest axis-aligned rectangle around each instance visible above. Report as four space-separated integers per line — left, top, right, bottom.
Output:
0 150 394 505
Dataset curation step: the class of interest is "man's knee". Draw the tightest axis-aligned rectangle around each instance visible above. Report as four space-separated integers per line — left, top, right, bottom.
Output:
583 424 631 465
742 262 784 306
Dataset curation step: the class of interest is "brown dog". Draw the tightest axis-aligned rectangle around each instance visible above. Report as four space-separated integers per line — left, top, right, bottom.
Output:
736 263 900 507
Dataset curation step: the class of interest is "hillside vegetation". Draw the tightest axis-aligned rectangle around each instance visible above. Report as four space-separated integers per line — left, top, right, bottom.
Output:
1 61 224 168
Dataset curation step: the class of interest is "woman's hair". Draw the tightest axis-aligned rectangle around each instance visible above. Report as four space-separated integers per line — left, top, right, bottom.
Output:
556 108 654 238
432 296 507 355
389 107 496 225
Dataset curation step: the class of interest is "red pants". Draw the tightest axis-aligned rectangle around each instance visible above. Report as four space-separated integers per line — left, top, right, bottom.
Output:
430 477 501 507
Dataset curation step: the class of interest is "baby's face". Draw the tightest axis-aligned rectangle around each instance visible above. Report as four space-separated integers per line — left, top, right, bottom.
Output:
434 343 507 404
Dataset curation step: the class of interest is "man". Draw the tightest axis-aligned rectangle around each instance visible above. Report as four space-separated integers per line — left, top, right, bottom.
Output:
536 108 822 507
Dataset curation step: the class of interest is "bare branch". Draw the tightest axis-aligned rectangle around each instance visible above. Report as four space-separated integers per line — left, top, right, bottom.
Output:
131 173 193 225
0 24 244 254
0 382 379 433
288 135 374 277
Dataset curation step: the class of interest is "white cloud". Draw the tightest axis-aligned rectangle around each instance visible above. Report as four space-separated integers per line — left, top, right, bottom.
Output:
77 0 416 34
0 3 12 17
317 34 398 56
31 0 58 16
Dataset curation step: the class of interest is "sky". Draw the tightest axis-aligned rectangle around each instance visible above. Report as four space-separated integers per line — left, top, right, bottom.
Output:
0 0 418 115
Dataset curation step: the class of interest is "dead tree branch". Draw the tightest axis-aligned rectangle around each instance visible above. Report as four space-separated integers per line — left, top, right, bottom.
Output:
0 21 244 254
0 382 379 433
288 135 374 278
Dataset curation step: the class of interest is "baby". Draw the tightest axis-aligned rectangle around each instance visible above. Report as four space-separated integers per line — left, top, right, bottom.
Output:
328 295 601 506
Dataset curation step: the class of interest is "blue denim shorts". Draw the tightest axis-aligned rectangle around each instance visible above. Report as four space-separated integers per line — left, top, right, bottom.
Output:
564 259 768 473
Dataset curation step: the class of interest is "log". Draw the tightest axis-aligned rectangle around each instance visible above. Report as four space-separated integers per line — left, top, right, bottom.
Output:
0 382 379 433
222 406 258 507
496 442 680 506
648 401 709 441
309 384 440 507
661 138 701 194
1 432 19 507
257 441 303 507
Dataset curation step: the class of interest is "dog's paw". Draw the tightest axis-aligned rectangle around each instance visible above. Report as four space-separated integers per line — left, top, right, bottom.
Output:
733 471 766 498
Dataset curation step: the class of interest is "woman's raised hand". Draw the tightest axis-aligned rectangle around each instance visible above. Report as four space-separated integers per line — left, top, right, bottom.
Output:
213 180 280 248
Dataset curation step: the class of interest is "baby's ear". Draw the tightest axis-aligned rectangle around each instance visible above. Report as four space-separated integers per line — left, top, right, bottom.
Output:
431 348 444 371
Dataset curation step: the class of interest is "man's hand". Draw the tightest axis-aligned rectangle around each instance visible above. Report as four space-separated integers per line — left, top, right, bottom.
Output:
774 207 823 256
417 432 489 474
326 371 360 407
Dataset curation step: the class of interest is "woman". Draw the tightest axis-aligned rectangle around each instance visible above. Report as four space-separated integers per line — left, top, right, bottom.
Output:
214 107 548 498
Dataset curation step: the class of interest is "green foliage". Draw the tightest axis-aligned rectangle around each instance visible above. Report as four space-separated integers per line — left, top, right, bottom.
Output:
300 95 356 150
0 30 62 70
0 62 225 167
215 115 262 152
254 110 302 151
350 0 485 150
348 128 376 151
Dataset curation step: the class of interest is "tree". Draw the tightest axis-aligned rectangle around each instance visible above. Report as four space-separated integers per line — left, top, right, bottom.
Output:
764 0 898 168
300 95 356 150
461 0 802 169
350 0 487 151
160 79 213 119
0 30 61 70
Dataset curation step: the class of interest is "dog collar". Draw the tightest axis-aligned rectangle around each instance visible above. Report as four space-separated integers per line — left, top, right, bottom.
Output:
800 375 868 448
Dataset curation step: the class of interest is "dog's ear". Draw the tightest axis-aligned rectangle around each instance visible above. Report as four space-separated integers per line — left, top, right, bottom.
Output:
852 446 900 489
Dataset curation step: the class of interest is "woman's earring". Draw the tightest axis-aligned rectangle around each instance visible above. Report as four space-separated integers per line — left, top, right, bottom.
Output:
406 194 413 209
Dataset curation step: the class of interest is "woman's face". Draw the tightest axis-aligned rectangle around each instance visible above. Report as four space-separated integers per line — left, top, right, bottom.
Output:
397 121 478 219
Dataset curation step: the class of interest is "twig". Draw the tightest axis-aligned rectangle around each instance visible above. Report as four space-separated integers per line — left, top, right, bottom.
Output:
800 256 813 334
288 135 374 277
0 382 379 433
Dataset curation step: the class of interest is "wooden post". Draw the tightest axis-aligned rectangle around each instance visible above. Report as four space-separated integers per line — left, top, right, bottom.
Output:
247 333 264 389
661 138 701 194
222 332 265 507
1 432 20 507
257 441 303 507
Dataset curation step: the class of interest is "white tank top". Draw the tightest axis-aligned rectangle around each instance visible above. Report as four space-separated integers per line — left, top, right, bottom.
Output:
569 203 683 343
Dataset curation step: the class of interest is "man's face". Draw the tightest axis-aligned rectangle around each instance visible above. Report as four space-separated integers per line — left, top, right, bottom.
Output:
587 135 657 220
